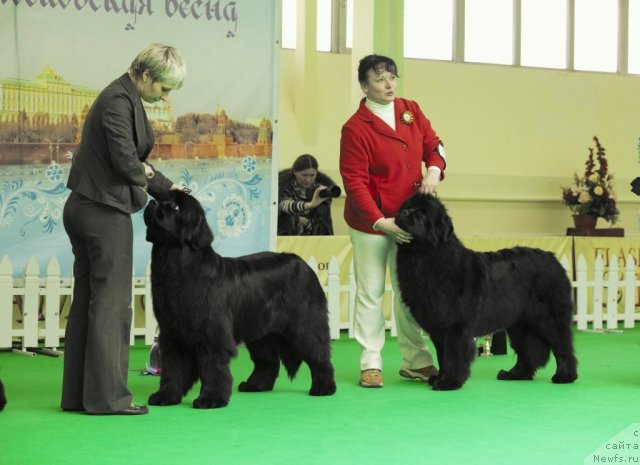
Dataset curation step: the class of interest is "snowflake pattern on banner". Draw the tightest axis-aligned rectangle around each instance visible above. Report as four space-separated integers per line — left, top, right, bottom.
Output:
173 155 262 238
0 155 271 276
0 163 67 236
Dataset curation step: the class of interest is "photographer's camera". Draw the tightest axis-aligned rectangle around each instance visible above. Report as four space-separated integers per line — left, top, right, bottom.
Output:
308 185 341 199
319 185 341 198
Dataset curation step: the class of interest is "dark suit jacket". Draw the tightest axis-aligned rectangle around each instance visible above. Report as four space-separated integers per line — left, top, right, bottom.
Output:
67 73 173 213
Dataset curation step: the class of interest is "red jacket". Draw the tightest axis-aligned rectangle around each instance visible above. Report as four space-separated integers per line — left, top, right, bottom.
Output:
339 98 446 234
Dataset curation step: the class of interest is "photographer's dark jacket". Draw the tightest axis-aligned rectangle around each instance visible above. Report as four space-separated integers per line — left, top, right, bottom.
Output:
278 170 337 235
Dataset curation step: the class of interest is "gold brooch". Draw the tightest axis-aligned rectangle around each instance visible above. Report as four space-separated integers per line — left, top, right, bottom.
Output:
400 110 414 125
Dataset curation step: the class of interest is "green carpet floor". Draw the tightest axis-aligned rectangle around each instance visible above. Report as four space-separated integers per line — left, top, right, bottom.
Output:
0 328 639 465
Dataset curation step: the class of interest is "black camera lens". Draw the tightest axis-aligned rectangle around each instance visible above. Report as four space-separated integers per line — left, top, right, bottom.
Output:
318 185 341 198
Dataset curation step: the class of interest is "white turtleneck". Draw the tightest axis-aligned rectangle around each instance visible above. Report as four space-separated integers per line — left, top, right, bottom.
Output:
365 98 395 131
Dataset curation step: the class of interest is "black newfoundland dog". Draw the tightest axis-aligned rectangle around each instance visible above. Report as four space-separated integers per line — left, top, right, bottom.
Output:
143 191 336 409
395 194 578 391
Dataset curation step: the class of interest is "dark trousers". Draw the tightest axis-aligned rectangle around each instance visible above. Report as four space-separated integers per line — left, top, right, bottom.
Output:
61 192 134 413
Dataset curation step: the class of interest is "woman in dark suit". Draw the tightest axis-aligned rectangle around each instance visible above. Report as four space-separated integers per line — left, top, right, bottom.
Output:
61 43 187 415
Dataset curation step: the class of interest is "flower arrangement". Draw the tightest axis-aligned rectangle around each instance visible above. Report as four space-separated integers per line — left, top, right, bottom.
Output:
561 136 619 224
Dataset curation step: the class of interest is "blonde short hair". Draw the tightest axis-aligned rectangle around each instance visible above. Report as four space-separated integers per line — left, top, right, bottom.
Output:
129 43 186 90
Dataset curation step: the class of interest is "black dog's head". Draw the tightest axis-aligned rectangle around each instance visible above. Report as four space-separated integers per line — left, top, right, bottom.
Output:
396 193 454 246
144 190 213 250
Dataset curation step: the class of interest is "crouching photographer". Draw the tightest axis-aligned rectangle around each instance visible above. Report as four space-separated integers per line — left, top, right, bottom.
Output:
278 154 340 235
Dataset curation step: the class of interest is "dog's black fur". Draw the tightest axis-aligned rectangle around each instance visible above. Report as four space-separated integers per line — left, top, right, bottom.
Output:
144 191 336 409
395 194 578 391
0 379 6 411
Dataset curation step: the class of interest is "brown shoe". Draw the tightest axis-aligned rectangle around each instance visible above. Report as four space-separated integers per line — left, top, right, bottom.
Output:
399 366 439 382
360 369 384 388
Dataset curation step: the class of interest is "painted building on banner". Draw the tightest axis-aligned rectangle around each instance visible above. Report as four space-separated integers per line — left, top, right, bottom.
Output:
0 66 174 138
0 65 97 125
0 67 271 164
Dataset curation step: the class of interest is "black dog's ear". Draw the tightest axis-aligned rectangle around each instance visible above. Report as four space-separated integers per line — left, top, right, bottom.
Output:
185 214 214 250
179 215 212 262
421 195 453 246
435 208 454 244
433 197 454 245
176 195 214 250
422 216 441 246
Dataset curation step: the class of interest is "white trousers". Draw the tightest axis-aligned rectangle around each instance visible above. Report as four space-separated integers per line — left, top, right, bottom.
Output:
349 227 434 372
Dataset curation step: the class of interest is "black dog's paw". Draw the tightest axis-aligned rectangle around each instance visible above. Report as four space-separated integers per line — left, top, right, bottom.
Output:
497 369 534 381
238 381 273 392
427 374 440 386
148 391 182 406
193 396 229 409
551 372 578 384
237 381 252 392
431 377 462 391
309 380 337 396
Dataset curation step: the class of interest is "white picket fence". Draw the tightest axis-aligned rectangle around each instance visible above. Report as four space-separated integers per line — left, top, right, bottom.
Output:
0 255 157 356
573 254 639 330
0 253 638 355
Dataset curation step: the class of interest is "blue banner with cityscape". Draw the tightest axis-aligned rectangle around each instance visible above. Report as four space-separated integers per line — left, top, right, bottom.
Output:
0 0 277 277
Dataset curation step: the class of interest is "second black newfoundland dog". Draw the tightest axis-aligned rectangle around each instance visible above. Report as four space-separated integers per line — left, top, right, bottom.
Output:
395 194 578 391
143 191 336 409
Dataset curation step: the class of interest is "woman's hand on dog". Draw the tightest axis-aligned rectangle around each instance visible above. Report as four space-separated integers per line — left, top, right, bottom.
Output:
375 218 413 244
170 184 191 194
417 170 440 195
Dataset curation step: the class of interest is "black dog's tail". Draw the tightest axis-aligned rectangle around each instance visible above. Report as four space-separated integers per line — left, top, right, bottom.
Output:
278 338 303 380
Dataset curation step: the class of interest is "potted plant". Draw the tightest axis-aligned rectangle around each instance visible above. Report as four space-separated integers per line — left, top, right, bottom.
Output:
561 136 619 228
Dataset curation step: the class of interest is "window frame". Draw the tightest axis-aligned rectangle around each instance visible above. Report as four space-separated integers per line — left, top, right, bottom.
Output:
280 0 638 77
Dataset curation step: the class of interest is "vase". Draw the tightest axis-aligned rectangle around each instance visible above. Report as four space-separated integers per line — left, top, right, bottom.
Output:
572 214 598 229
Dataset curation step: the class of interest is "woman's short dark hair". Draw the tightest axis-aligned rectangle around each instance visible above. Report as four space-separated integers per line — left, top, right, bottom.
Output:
357 54 399 84
292 154 319 173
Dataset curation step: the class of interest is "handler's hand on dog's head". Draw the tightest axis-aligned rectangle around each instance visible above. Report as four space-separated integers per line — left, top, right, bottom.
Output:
418 170 440 195
170 184 191 194
376 218 412 244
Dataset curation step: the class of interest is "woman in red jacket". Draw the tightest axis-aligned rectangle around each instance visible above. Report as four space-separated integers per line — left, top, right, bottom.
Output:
339 54 446 388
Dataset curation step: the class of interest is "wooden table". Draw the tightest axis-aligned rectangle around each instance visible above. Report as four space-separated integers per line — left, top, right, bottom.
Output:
566 227 625 237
